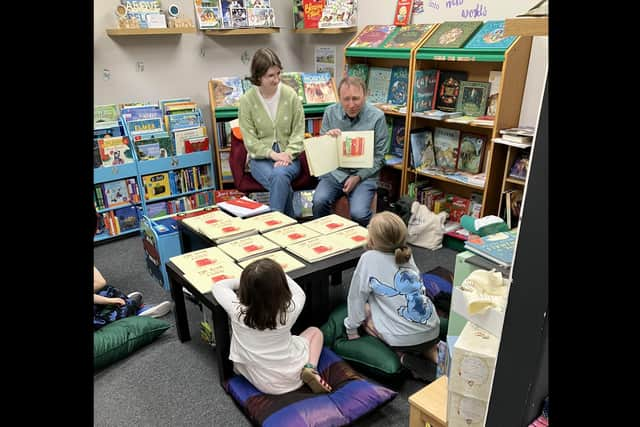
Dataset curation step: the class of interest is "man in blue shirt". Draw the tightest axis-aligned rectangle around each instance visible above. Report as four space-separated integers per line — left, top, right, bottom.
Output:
312 76 388 226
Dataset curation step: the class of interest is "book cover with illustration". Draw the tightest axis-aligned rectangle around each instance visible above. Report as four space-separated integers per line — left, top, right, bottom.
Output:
390 117 405 158
242 210 297 233
184 261 244 293
463 20 516 50
393 0 413 26
195 2 222 29
318 0 357 28
217 234 280 262
434 127 460 170
102 179 131 208
386 66 409 107
328 225 369 250
422 21 482 48
170 246 236 276
303 130 374 176
301 213 358 235
410 127 435 170
143 172 171 200
238 250 305 273
349 24 396 48
412 69 440 112
98 136 134 167
211 76 244 108
383 23 434 48
509 148 530 180
262 223 321 247
280 72 306 103
366 66 392 104
286 235 351 263
464 229 518 267
114 205 140 232
435 70 468 112
247 7 275 27
347 63 369 86
455 81 491 117
456 133 486 174
302 0 324 29
301 72 337 104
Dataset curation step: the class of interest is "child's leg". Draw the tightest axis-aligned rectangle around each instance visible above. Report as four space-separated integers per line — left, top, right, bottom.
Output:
299 326 323 367
299 327 332 393
362 303 386 341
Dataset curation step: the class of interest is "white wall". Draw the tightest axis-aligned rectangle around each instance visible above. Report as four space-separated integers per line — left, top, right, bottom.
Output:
94 0 547 131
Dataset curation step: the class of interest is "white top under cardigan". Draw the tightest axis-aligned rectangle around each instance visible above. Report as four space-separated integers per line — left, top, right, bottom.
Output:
211 275 308 395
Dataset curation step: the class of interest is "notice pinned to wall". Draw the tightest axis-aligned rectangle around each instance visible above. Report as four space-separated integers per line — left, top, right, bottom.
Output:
314 46 336 78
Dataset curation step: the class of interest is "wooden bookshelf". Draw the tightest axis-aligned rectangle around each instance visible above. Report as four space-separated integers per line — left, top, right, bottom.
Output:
106 27 196 36
204 27 280 36
292 27 357 34
504 17 548 36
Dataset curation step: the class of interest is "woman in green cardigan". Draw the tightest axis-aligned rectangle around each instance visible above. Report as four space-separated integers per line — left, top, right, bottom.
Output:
238 48 305 216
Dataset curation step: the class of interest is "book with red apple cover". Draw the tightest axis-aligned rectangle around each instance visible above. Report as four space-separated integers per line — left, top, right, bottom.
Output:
262 223 321 247
301 213 358 234
237 250 306 273
217 234 281 262
169 246 235 276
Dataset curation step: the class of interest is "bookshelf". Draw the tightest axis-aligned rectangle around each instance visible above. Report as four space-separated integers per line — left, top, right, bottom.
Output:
292 27 357 34
405 28 533 217
106 27 196 36
203 27 280 36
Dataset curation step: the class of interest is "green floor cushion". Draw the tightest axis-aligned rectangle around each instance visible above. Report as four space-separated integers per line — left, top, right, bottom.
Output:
94 316 170 370
320 304 403 380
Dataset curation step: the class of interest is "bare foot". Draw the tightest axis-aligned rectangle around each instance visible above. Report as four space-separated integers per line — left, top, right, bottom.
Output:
301 367 332 393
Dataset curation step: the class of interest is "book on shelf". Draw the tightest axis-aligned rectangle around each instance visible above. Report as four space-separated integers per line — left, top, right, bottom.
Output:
346 63 369 86
246 7 275 27
444 115 476 124
286 235 351 263
383 23 434 48
456 133 486 174
509 148 530 180
302 213 358 234
301 72 337 104
302 0 324 29
303 130 374 177
433 127 461 170
292 0 304 29
393 0 413 26
183 261 245 294
387 66 409 107
318 0 357 28
463 229 518 267
114 206 140 232
463 20 516 50
173 127 207 155
194 1 222 29
422 21 483 49
217 234 281 262
499 126 535 143
413 109 462 120
485 70 501 118
102 179 132 208
262 223 321 247
230 7 248 27
328 225 369 250
390 117 405 158
435 70 468 112
280 72 305 103
409 127 435 170
94 104 119 127
455 81 491 117
412 69 440 113
216 196 270 218
98 137 134 167
169 246 236 276
492 138 531 149
133 131 174 159
366 66 392 105
237 250 306 273
142 173 171 200
348 24 396 48
211 77 244 108
241 210 297 233
470 116 495 127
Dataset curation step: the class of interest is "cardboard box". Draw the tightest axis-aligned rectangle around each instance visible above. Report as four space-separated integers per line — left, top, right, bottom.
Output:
451 285 507 338
447 391 489 427
449 322 499 402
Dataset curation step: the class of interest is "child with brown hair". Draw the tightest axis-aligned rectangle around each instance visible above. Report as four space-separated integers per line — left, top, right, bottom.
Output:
344 211 441 381
212 258 332 394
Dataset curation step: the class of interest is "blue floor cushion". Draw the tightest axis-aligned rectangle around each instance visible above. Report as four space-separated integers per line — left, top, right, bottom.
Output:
225 347 397 427
94 316 170 370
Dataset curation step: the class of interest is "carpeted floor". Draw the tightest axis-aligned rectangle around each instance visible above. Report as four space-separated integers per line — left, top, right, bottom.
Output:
93 234 457 426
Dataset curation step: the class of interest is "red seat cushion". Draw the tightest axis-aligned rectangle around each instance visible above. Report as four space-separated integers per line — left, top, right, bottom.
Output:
229 133 317 193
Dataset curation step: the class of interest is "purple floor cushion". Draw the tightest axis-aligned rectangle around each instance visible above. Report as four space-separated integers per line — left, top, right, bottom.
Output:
225 347 397 427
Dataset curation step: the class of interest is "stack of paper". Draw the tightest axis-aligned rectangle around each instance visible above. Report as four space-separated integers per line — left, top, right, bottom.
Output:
262 223 321 247
217 234 281 262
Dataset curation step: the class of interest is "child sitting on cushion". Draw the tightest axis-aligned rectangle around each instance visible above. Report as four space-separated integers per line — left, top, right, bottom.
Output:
212 258 332 394
344 211 440 381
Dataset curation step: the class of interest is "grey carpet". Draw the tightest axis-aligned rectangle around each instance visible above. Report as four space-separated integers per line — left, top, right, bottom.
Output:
94 235 457 426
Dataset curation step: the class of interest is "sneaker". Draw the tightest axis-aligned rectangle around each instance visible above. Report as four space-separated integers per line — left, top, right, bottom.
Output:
400 352 436 382
138 301 173 318
127 291 143 307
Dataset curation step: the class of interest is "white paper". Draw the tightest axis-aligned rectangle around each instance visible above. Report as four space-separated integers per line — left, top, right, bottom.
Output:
315 46 336 78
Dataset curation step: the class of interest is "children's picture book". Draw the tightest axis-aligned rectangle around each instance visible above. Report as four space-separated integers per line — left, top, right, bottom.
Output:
393 0 413 26
485 71 502 118
280 72 306 103
302 0 324 29
286 235 351 263
262 223 321 247
238 250 306 273
143 173 171 200
409 127 435 170
383 23 433 48
366 66 392 104
434 127 460 170
455 81 491 117
435 70 468 112
349 25 396 48
211 77 244 108
412 69 440 113
464 229 518 267
347 63 369 86
217 196 270 217
303 130 374 176
242 210 297 233
184 261 245 293
292 0 305 29
94 104 119 127
463 20 516 50
319 0 357 28
230 6 248 27
194 1 222 29
114 205 140 232
169 246 236 276
247 7 274 27
301 72 337 104
456 133 486 174
422 21 482 49
509 148 530 180
390 117 405 158
98 137 134 167
328 225 369 250
217 234 281 262
301 213 358 234
102 179 131 208
387 66 409 106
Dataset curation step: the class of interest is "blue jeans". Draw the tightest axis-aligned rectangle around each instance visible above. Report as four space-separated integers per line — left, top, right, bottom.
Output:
312 173 377 226
249 158 301 216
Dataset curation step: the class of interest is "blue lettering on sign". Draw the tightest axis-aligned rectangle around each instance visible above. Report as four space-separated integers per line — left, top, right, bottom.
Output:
461 3 487 18
429 0 439 10
446 0 463 8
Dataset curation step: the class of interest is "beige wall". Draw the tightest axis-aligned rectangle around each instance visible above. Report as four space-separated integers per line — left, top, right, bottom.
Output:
94 0 547 132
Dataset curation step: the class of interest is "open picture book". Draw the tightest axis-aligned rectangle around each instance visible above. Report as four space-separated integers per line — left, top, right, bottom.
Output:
303 130 374 177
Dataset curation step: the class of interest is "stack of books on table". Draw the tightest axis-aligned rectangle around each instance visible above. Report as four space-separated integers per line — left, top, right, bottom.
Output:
181 209 257 244
242 211 297 233
217 196 271 218
262 223 321 247
286 235 352 263
169 247 243 293
217 234 281 262
237 250 306 274
301 214 358 234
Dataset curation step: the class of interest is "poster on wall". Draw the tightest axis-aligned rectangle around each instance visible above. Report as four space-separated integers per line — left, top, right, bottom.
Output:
314 46 336 78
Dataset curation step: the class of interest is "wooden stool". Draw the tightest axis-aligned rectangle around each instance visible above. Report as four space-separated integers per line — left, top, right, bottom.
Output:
332 192 378 220
408 376 448 427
